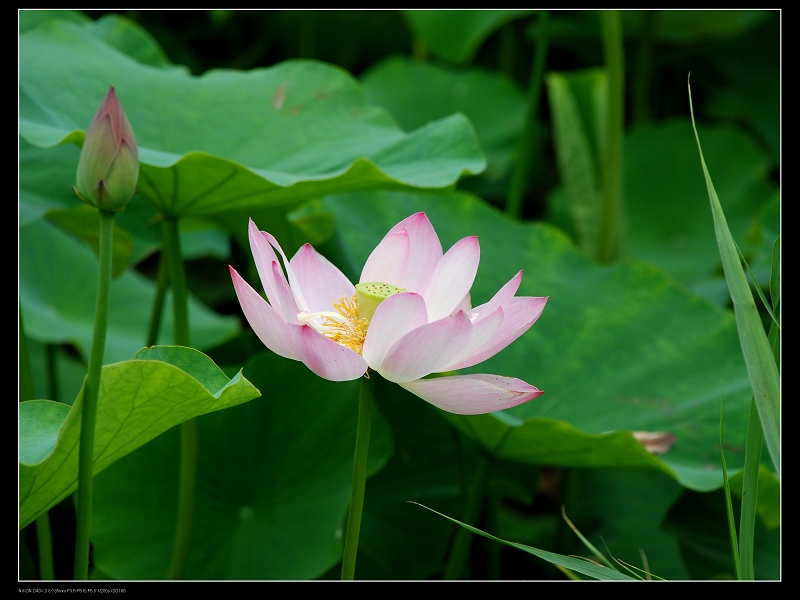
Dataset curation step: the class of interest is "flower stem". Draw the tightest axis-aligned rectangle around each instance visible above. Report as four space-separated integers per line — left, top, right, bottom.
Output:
20 307 56 580
506 10 550 219
145 251 169 347
633 10 657 126
73 209 115 580
341 374 374 580
162 216 197 580
35 512 55 580
443 454 491 580
161 217 189 346
596 10 625 265
45 344 59 403
19 306 35 403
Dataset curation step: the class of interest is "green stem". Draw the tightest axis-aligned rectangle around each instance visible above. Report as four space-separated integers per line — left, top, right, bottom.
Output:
19 307 35 402
506 10 550 219
162 217 197 580
73 209 115 580
145 251 169 347
498 22 516 76
738 399 761 580
341 374 374 580
161 217 189 347
168 418 198 579
719 394 740 579
633 10 657 126
45 344 59 403
443 454 491 580
596 10 625 265
20 307 56 580
35 513 55 580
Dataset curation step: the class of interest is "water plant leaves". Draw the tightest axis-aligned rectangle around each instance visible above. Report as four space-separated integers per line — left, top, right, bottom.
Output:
89 351 393 579
326 190 755 492
20 20 485 221
19 346 261 529
413 503 636 580
403 10 532 63
20 218 238 364
362 56 526 182
689 83 779 474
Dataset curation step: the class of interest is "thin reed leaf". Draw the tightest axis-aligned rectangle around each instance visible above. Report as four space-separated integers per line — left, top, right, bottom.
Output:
739 400 762 580
638 548 652 581
734 240 779 329
555 564 583 580
561 505 616 570
720 390 741 579
688 76 780 474
598 536 645 580
411 503 636 580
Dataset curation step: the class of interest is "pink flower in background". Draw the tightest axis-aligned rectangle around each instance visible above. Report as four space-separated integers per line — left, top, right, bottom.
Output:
229 213 547 415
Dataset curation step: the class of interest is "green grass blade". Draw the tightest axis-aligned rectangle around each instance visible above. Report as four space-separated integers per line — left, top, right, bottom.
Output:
613 556 666 581
735 240 779 329
688 77 780 475
738 400 762 580
555 565 583 580
411 503 636 580
740 235 779 580
561 505 616 571
768 237 780 373
597 537 645 580
720 391 741 579
770 236 780 312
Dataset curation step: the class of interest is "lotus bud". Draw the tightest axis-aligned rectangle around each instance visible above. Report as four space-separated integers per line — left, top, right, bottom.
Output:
74 87 139 212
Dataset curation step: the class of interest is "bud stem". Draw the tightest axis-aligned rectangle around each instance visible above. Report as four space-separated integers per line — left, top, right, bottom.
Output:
73 209 115 580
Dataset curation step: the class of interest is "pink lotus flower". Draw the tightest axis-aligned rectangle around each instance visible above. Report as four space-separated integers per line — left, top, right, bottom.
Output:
229 213 547 415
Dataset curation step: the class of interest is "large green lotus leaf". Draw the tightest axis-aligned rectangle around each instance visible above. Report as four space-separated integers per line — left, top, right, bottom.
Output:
325 190 754 492
568 469 688 579
19 9 88 33
19 346 261 529
19 20 485 219
20 137 229 268
664 487 779 579
19 400 72 466
403 10 532 63
45 205 134 277
361 56 526 182
19 218 238 364
20 11 175 70
25 339 87 406
89 351 393 580
19 136 83 226
624 119 776 299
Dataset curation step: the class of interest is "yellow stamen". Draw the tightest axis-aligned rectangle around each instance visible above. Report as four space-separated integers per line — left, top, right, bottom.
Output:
321 293 369 354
